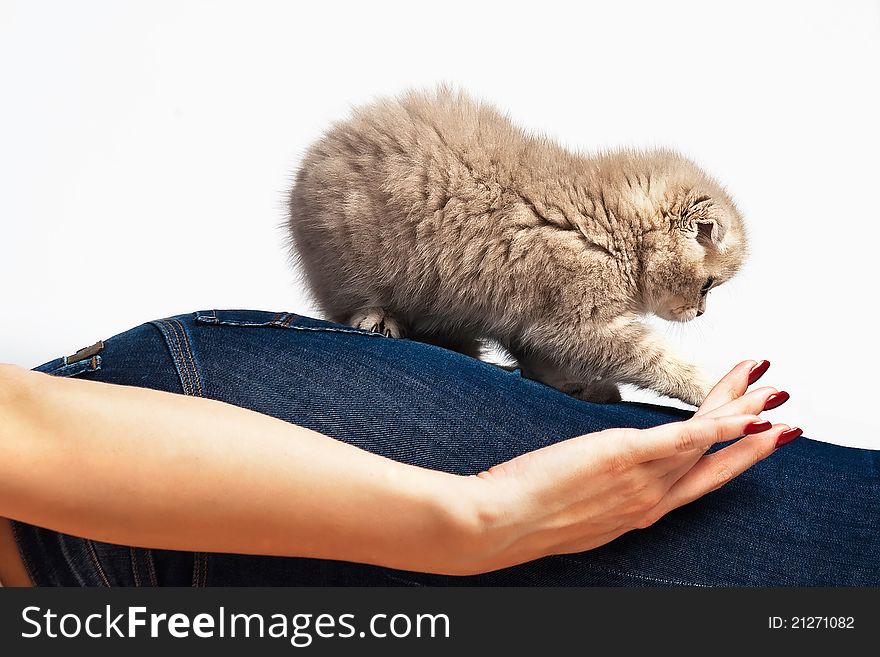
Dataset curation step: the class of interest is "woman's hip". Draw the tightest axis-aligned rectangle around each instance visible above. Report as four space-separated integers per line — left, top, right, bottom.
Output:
14 309 880 586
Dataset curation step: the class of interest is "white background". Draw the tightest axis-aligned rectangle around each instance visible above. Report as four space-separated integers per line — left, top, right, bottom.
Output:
2 0 878 447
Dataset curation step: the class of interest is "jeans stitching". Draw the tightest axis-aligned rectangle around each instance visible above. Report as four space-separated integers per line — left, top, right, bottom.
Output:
192 551 202 588
130 547 141 587
288 325 385 337
84 539 111 587
193 313 380 335
156 319 192 395
192 549 207 588
146 550 159 587
152 320 195 396
383 573 426 587
171 319 204 397
163 319 196 395
553 556 711 587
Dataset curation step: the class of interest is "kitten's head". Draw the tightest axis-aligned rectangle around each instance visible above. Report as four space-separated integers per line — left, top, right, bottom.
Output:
630 153 748 322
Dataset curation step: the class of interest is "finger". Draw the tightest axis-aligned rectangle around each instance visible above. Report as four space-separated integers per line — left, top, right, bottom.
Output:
621 414 773 464
702 386 783 420
653 391 787 483
695 360 770 417
660 423 793 512
654 401 770 483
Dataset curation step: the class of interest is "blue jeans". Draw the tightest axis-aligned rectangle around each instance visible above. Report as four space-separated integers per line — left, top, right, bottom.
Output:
13 310 880 586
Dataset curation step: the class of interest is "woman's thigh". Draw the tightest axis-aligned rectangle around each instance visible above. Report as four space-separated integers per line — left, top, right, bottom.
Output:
21 310 880 586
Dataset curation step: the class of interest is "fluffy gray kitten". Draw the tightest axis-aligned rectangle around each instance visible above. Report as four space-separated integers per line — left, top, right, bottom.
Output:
287 88 747 405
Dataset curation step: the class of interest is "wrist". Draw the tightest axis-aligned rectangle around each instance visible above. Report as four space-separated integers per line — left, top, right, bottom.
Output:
394 469 495 576
432 471 536 576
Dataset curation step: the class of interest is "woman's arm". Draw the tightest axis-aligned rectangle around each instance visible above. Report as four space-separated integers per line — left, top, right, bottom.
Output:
0 364 480 574
0 361 794 575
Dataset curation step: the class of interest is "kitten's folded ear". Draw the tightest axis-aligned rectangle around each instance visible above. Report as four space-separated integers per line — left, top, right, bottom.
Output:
695 217 723 247
682 195 725 248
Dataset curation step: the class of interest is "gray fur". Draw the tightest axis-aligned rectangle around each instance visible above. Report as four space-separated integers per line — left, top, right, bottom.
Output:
287 88 748 405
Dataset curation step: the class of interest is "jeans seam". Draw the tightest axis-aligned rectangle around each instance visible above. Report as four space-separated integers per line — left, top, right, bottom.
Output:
383 573 427 587
170 319 204 397
130 547 142 587
165 319 200 396
165 319 193 394
84 539 111 587
146 550 159 587
193 551 204 588
554 556 712 587
152 320 196 395
287 325 385 337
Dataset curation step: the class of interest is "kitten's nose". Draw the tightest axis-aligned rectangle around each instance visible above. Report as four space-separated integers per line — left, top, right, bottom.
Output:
696 310 704 317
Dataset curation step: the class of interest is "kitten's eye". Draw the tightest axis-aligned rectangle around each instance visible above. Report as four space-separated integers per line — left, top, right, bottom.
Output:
700 277 715 295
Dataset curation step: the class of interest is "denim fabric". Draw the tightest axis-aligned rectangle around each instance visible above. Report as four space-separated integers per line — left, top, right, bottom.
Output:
12 310 880 586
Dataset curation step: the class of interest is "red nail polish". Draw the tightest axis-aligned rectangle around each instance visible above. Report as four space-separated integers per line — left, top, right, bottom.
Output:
763 390 790 411
743 419 773 435
748 360 771 384
775 427 803 448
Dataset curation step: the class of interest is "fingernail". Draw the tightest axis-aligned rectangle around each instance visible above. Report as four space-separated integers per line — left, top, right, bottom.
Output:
743 419 773 435
748 360 771 384
775 427 803 448
763 390 790 411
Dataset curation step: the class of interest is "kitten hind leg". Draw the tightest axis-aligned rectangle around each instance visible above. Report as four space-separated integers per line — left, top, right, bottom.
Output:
409 329 483 359
348 307 406 338
569 379 622 404
511 349 621 403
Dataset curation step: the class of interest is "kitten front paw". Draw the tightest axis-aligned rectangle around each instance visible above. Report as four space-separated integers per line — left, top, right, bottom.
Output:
565 379 622 404
348 307 406 338
679 377 713 407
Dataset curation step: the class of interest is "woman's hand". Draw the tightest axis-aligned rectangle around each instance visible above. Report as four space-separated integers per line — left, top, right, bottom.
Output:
463 361 801 573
